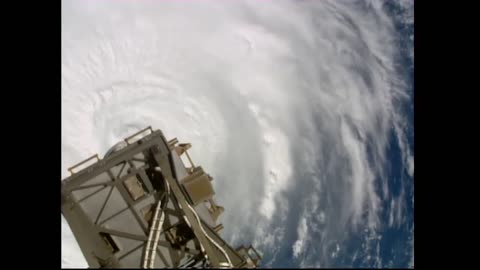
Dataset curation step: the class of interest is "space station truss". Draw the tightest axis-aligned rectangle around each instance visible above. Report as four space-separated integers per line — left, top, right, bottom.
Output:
61 127 261 268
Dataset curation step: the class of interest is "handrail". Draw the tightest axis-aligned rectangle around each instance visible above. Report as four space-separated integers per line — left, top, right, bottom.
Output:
168 138 179 149
68 154 100 175
124 126 154 145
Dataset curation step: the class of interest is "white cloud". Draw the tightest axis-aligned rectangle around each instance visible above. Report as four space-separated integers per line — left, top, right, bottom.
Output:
407 155 414 177
292 217 308 258
258 126 292 220
61 216 88 268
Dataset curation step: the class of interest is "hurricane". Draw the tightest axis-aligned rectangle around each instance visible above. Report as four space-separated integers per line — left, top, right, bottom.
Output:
62 0 414 267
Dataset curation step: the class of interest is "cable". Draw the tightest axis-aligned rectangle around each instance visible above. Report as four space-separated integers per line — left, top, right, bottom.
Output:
186 203 233 268
151 168 232 267
143 168 170 268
